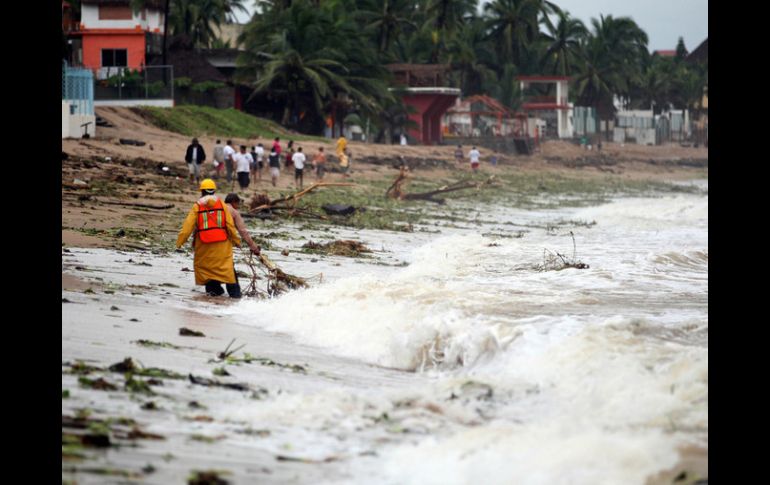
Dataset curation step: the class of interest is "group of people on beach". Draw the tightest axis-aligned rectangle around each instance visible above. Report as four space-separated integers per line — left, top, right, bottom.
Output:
185 135 353 190
178 135 492 300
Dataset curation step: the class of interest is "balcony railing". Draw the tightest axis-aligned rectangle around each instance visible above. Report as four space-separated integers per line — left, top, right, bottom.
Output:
93 65 174 101
522 96 569 106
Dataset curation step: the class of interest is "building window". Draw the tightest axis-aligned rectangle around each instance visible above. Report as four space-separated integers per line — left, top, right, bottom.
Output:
99 5 133 20
102 49 128 67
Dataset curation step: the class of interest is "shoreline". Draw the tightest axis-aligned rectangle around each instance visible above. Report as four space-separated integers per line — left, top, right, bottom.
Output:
62 110 707 484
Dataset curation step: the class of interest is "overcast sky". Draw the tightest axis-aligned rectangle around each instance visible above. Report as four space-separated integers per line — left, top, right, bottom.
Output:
234 0 708 53
544 0 708 51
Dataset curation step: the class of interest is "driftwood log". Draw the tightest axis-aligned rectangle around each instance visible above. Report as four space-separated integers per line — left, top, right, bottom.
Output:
247 182 355 219
95 199 175 210
386 167 498 204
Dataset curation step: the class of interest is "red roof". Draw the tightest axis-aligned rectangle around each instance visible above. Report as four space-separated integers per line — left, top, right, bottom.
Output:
655 50 676 57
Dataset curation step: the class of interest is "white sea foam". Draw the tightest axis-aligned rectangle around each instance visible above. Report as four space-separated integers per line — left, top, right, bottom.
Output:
211 190 708 483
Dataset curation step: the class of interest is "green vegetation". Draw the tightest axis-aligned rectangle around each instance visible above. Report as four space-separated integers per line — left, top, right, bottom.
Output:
133 105 327 142
233 0 705 136
121 1 705 138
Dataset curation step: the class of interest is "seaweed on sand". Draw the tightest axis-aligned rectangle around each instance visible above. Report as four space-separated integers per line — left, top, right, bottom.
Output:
301 240 371 257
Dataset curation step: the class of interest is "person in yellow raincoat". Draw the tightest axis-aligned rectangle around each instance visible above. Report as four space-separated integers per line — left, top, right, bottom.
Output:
177 179 242 297
335 135 349 176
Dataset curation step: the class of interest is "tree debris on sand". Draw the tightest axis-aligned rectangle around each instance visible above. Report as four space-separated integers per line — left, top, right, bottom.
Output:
247 182 355 219
188 374 250 392
179 327 206 337
241 251 310 298
386 166 498 204
188 470 231 485
302 240 371 257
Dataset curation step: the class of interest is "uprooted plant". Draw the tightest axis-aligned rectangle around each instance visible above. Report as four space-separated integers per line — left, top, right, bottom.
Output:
240 250 315 298
536 231 590 271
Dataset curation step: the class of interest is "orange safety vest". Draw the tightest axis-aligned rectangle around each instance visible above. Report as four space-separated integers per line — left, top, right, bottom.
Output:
196 199 228 243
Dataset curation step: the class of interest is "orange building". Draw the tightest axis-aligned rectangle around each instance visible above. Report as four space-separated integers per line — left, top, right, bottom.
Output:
70 0 165 79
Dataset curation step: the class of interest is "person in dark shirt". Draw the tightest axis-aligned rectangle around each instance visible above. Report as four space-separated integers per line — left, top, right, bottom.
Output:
184 138 206 184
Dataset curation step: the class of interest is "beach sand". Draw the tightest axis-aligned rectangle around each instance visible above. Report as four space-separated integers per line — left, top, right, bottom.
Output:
62 109 707 484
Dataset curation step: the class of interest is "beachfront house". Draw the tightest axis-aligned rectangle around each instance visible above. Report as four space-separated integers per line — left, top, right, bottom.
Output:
63 0 174 108
71 0 166 80
444 95 518 138
517 76 573 139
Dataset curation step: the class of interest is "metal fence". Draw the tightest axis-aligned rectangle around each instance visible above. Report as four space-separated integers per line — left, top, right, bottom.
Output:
93 65 174 101
572 106 596 135
62 61 94 115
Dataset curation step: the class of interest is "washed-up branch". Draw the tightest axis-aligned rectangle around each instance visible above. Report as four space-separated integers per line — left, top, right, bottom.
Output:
386 168 498 204
247 182 355 219
241 250 309 298
536 232 589 271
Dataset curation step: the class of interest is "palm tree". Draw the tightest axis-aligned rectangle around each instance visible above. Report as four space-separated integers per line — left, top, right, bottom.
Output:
237 0 392 131
483 0 560 69
132 0 247 51
632 58 667 111
572 14 648 135
542 9 586 76
424 0 477 62
445 17 497 95
356 0 418 59
572 36 619 131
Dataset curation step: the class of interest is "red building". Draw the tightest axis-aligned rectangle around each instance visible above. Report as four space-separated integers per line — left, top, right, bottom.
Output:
68 0 165 79
386 64 460 145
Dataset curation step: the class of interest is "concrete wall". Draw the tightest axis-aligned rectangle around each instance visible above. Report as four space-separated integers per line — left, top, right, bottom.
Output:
62 101 70 138
62 102 96 138
82 32 146 74
94 99 174 108
613 127 656 145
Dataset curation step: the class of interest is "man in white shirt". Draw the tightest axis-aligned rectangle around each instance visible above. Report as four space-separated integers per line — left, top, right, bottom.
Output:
468 146 480 172
292 146 306 189
223 140 236 183
235 145 253 190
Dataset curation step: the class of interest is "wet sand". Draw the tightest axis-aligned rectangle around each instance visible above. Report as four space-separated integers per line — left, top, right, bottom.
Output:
63 247 412 483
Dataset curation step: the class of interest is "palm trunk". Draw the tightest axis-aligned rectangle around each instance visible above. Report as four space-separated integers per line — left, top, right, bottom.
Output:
282 104 291 126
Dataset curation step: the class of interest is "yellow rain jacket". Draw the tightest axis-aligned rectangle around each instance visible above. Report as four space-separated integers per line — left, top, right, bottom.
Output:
176 195 241 285
336 136 347 157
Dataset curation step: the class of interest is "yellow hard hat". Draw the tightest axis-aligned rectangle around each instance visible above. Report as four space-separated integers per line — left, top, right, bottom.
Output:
199 179 217 191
